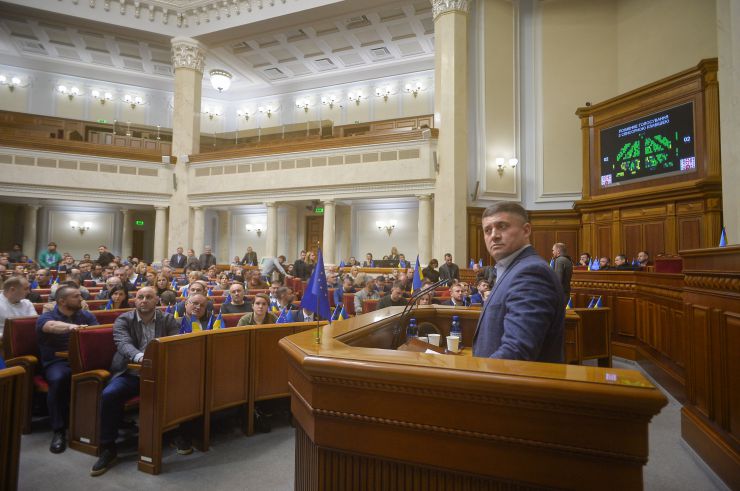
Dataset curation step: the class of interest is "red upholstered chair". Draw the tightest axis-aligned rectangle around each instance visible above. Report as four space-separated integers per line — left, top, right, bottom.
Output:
92 308 132 325
328 288 336 308
83 280 96 287
68 325 134 456
222 313 245 328
362 299 379 314
343 293 356 316
2 316 47 433
654 256 683 273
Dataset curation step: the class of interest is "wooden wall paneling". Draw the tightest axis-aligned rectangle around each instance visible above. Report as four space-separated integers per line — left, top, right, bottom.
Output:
596 225 612 259
643 222 666 256
671 308 686 369
622 223 642 258
664 203 678 255
686 304 712 418
614 296 636 337
678 217 702 251
466 208 489 266
724 313 740 444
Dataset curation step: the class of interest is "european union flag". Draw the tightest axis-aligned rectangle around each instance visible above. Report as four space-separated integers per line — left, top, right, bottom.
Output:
370 260 374 267
30 279 39 289
549 258 555 268
207 287 213 297
276 308 294 324
566 298 573 309
223 293 231 305
412 255 423 293
338 260 345 268
719 227 727 247
591 259 600 271
478 259 483 268
469 259 474 268
104 299 113 310
300 249 331 320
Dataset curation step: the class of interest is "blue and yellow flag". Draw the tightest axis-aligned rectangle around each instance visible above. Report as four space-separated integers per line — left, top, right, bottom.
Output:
104 299 113 310
165 304 174 315
594 296 603 308
174 308 180 319
207 312 223 330
412 255 423 294
270 301 280 313
52 276 59 285
338 260 345 268
478 259 483 268
171 278 178 290
207 287 213 297
566 298 573 309
586 296 596 308
335 305 348 320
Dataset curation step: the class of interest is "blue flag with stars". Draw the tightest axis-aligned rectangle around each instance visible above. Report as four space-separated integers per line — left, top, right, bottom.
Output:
300 249 331 320
469 259 474 268
719 227 727 247
276 307 294 324
412 255 423 293
549 258 555 268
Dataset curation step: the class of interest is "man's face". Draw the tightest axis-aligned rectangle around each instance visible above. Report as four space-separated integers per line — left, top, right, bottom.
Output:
281 289 294 305
552 246 560 258
205 247 212 254
177 247 183 254
114 269 126 280
366 253 372 261
107 277 122 289
390 287 403 301
343 279 353 291
450 285 463 302
135 287 158 313
98 246 105 254
65 256 75 265
269 284 279 296
444 255 452 265
187 249 194 257
599 257 609 268
615 256 626 266
365 279 375 292
93 264 103 275
580 254 589 264
300 251 306 260
83 254 91 261
60 289 83 311
637 252 648 263
185 294 207 318
0 257 8 266
482 212 531 261
247 246 253 253
189 282 206 296
14 265 25 275
7 280 30 303
230 284 245 303
48 244 56 252
477 281 490 293
253 297 268 316
398 273 407 283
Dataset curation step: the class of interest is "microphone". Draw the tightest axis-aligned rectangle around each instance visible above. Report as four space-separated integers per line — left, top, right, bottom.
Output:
392 279 449 349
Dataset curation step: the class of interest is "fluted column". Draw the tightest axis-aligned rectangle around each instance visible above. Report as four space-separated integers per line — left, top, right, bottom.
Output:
265 202 278 258
432 0 469 262
153 206 168 263
23 205 40 259
322 200 336 264
120 209 132 259
417 195 433 264
218 210 231 263
168 37 205 254
192 206 205 255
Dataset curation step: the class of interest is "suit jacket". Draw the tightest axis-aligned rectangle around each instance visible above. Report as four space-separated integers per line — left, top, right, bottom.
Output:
110 309 180 379
185 256 201 272
241 251 258 266
293 259 311 280
472 246 564 363
170 253 187 269
438 263 460 284
199 253 217 269
552 255 573 303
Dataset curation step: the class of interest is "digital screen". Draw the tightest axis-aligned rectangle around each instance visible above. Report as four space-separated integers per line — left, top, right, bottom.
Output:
599 102 695 187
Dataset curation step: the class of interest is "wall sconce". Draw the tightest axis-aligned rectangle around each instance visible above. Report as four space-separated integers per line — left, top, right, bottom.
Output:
348 92 364 105
209 69 232 93
0 75 23 92
295 99 310 112
204 106 222 120
91 90 113 104
375 87 392 102
237 109 251 121
69 220 92 235
496 157 518 177
321 95 339 109
258 106 273 118
123 94 144 109
58 85 81 100
245 223 264 237
376 220 397 236
404 82 423 97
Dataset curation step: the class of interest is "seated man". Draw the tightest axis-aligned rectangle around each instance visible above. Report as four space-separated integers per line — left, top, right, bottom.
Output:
275 286 296 313
442 283 467 307
637 250 651 267
470 279 490 304
91 286 182 476
578 252 591 267
334 277 355 306
36 286 98 453
377 282 407 309
599 256 611 270
353 278 380 314
96 276 123 300
50 270 90 300
237 293 278 326
362 252 374 268
175 281 214 321
0 277 37 336
268 279 282 307
220 283 253 314
246 270 268 290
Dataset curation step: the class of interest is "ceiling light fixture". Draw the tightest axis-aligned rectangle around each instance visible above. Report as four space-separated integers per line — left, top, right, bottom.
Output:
209 69 232 92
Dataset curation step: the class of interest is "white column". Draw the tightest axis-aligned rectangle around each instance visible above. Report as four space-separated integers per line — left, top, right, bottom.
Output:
432 0 469 262
265 202 278 258
120 209 132 259
417 194 433 264
153 206 168 263
23 204 39 258
218 210 231 263
168 37 205 254
322 200 336 264
192 206 205 255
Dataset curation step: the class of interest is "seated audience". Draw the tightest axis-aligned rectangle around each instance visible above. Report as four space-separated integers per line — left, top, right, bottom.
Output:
334 277 355 306
0 277 37 336
237 293 278 326
159 290 178 307
101 284 129 310
216 273 231 291
91 286 183 476
241 246 258 266
275 286 296 312
36 286 99 454
442 283 467 307
599 256 610 269
362 252 374 267
154 274 171 296
220 283 253 314
57 255 77 273
354 278 380 313
247 270 268 290
422 259 440 283
51 272 90 300
377 282 407 309
294 307 316 322
347 256 360 267
96 276 123 300
8 243 24 263
175 281 214 320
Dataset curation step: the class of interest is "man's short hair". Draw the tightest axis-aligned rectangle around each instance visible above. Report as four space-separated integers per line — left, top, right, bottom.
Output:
160 290 177 306
638 251 649 257
56 285 78 301
392 281 404 290
48 242 57 247
2 276 25 292
444 253 452 259
616 254 627 261
554 243 567 255
481 201 529 223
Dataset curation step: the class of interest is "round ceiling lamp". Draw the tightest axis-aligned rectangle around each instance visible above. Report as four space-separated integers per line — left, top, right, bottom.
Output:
209 69 232 92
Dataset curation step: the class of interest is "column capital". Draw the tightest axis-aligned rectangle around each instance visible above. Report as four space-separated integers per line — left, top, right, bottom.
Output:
191 205 203 211
154 205 169 211
171 36 206 73
265 201 277 209
26 204 41 211
416 194 433 201
322 199 335 206
120 208 129 214
431 0 470 20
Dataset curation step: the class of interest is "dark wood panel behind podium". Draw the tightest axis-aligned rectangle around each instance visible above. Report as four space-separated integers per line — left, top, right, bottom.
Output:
281 306 667 490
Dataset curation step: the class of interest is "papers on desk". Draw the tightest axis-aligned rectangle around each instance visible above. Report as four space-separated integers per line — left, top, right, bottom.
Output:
425 349 443 355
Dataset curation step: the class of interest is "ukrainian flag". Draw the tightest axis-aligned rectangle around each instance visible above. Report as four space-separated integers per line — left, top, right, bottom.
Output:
191 314 202 332
412 255 423 294
566 298 573 309
594 296 603 308
104 299 113 310
212 312 224 329
335 305 348 320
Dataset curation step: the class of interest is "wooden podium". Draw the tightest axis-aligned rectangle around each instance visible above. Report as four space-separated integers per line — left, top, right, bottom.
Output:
280 306 667 490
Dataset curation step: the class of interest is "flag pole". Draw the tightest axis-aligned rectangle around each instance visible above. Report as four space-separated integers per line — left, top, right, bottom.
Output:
315 241 322 344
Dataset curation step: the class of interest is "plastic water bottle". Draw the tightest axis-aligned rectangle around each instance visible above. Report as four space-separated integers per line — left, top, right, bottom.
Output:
450 315 462 348
406 318 418 342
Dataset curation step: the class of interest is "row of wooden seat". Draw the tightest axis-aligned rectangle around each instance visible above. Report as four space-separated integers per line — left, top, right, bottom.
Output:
0 365 25 491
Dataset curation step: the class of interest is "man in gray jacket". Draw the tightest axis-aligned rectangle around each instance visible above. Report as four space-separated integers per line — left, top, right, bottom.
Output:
551 242 573 305
91 286 181 476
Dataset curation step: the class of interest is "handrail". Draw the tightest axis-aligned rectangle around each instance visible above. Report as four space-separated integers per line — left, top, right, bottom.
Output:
0 134 166 163
189 128 438 164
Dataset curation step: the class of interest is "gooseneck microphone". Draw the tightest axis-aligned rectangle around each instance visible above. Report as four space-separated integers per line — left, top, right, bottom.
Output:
391 279 449 349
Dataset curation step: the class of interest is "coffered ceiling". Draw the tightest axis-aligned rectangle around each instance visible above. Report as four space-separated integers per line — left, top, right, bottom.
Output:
0 0 435 99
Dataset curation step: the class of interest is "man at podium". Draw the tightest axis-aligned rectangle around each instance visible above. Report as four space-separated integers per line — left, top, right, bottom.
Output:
472 202 565 362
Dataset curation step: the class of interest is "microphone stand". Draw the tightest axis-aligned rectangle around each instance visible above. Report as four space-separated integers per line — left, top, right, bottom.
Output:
391 279 449 349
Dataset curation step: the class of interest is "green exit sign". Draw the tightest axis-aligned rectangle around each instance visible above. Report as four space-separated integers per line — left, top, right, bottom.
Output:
314 207 324 214
135 220 145 226
97 119 107 123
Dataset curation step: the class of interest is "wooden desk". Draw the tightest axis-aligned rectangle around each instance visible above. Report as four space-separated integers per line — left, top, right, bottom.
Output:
281 306 667 490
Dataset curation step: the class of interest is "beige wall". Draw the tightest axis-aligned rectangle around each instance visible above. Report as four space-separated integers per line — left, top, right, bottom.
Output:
0 86 29 113
540 0 618 197
616 0 717 93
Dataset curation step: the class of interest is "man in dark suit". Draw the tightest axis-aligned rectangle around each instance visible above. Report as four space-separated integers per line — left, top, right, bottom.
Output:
170 247 187 269
292 250 311 280
241 246 258 266
551 242 573 304
441 283 467 307
473 202 564 363
199 245 217 269
96 245 115 267
91 286 181 476
438 253 459 285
